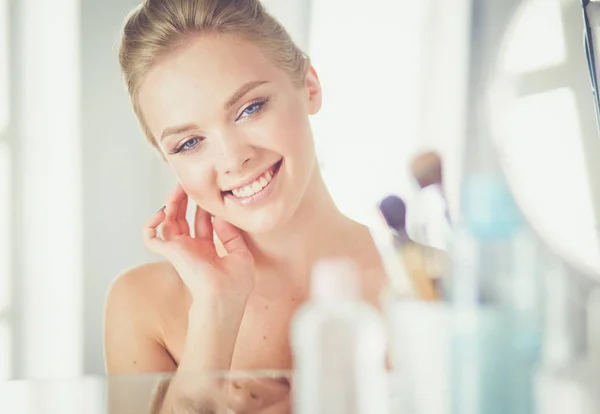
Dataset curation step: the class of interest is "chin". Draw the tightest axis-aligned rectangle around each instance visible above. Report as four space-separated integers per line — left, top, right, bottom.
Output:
232 209 293 235
221 160 310 235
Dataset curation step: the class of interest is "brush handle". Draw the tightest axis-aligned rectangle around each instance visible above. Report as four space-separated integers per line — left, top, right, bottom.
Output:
399 242 441 301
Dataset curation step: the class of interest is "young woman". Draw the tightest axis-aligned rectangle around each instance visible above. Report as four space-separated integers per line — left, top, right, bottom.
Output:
104 0 388 412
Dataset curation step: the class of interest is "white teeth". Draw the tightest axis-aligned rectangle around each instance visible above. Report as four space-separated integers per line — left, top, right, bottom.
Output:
230 167 276 198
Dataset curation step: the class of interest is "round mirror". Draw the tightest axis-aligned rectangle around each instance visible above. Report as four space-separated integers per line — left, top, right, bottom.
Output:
492 0 600 275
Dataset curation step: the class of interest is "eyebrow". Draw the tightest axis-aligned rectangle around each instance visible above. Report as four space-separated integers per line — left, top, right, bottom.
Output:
160 80 269 142
160 123 199 141
224 80 269 110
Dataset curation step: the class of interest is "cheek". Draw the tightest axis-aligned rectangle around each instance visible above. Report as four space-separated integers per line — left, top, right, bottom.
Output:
264 98 313 154
171 160 218 204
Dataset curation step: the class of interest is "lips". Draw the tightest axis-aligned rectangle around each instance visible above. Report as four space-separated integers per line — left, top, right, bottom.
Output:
223 160 283 206
223 160 282 198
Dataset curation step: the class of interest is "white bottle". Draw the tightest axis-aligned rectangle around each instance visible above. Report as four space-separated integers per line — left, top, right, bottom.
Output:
290 259 390 414
534 259 596 414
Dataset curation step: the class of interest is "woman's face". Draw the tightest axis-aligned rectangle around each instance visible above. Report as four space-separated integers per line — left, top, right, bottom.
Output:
138 33 322 233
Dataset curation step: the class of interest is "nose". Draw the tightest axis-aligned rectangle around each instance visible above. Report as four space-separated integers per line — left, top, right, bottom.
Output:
216 131 255 175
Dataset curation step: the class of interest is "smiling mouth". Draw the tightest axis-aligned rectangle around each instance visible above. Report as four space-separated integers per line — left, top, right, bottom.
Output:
223 160 282 199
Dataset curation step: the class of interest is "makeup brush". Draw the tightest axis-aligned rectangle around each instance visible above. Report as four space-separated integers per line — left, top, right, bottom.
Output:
378 195 410 243
410 151 453 251
411 151 443 189
378 195 440 301
411 151 450 221
369 208 417 300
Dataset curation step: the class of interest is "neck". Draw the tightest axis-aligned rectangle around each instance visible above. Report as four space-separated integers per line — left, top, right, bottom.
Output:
242 165 354 273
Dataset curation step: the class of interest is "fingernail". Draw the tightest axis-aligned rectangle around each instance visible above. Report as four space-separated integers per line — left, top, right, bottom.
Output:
155 205 166 215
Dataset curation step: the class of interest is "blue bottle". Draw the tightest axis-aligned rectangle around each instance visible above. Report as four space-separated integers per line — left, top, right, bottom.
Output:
449 1 543 413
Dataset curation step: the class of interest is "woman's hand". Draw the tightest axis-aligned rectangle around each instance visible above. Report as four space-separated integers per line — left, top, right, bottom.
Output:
143 184 256 304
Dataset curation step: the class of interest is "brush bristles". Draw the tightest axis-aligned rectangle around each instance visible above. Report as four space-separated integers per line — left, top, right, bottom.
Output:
378 195 407 234
411 151 443 189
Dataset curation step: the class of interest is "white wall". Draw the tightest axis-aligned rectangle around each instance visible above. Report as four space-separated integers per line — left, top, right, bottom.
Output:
308 0 470 231
6 0 182 379
261 0 311 52
79 0 175 375
10 0 84 380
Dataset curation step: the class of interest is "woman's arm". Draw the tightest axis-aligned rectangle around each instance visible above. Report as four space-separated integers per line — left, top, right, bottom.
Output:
104 265 245 414
158 309 294 414
159 301 246 414
104 266 178 414
104 266 177 374
106 185 256 414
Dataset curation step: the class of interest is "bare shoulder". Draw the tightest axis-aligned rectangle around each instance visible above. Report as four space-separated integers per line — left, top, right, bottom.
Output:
343 221 388 306
106 260 185 307
104 261 185 374
344 220 384 269
105 260 190 333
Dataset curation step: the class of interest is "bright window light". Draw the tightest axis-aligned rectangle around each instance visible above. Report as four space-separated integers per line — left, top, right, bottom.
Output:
0 140 9 314
0 0 8 134
309 0 425 225
498 88 600 270
0 319 10 380
19 0 83 378
503 0 567 75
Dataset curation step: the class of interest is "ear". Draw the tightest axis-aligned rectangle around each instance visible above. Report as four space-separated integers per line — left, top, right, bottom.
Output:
304 65 322 115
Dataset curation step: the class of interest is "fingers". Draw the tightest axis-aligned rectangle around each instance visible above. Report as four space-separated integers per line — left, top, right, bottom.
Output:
162 185 187 240
176 187 190 236
143 207 167 255
194 204 213 240
213 217 250 255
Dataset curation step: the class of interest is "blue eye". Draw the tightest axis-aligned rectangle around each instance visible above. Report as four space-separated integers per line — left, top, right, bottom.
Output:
182 137 200 150
243 103 262 116
237 98 270 120
172 136 203 154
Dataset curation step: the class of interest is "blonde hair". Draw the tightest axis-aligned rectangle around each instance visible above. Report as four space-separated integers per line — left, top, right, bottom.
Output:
119 0 310 147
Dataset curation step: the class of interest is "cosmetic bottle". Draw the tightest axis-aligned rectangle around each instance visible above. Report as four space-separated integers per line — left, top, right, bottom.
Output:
450 2 543 413
290 259 390 414
533 261 596 414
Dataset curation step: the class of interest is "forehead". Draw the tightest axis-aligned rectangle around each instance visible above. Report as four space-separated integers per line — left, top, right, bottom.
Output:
138 33 285 136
